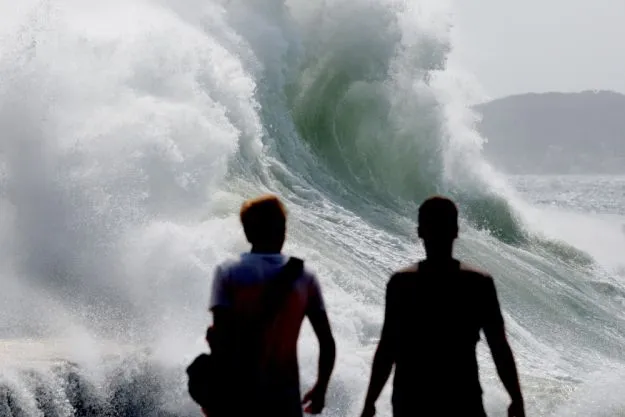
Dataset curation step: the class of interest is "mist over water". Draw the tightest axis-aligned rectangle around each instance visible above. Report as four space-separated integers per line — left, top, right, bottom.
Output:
1 1 625 416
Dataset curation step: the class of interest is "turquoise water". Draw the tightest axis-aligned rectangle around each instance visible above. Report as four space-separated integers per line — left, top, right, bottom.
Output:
1 1 624 416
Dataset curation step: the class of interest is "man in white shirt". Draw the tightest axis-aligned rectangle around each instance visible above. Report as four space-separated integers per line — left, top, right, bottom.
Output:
208 195 336 417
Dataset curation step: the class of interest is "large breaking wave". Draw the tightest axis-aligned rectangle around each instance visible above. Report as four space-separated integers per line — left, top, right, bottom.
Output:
1 1 625 416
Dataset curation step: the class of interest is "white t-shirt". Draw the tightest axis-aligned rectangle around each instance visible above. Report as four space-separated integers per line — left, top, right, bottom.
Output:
209 252 326 392
210 252 325 312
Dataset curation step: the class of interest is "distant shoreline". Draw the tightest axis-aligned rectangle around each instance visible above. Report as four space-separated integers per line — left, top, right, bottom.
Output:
476 90 625 175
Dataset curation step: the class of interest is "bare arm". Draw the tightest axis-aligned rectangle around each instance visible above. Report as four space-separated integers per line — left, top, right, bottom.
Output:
483 280 525 416
302 275 336 415
361 279 398 417
361 331 394 415
486 324 523 397
307 309 337 392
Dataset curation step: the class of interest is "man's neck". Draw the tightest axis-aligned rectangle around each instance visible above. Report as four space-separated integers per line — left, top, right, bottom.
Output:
423 240 454 263
423 247 455 264
250 246 282 254
424 254 455 264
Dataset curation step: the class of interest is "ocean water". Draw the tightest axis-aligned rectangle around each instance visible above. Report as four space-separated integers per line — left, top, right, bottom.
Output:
1 1 625 416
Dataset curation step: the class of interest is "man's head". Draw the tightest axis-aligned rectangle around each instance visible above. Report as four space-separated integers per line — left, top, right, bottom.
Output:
417 196 459 255
240 194 287 251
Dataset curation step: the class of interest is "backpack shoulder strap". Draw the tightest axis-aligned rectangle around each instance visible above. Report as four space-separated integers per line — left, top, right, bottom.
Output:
258 257 304 323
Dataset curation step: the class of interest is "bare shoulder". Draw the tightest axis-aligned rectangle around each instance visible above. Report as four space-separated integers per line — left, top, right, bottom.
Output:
458 262 495 284
387 263 419 290
395 263 419 275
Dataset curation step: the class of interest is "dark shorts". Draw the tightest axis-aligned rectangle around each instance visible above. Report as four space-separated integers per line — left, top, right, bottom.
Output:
393 394 487 417
217 387 302 417
394 406 486 417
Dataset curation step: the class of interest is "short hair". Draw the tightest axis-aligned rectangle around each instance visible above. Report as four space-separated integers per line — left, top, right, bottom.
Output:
418 196 458 237
240 194 287 244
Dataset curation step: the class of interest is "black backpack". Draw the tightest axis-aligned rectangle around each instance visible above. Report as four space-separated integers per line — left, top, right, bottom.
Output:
186 257 304 412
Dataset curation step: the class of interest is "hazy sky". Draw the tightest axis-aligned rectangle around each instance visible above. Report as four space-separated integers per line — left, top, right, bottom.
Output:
1 1 623 100
449 0 625 99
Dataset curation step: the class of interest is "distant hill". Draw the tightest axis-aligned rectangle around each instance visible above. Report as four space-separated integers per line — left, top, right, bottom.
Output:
476 90 625 174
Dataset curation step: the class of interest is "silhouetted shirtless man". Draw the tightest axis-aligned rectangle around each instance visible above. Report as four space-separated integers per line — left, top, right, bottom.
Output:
208 195 336 417
360 196 525 417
